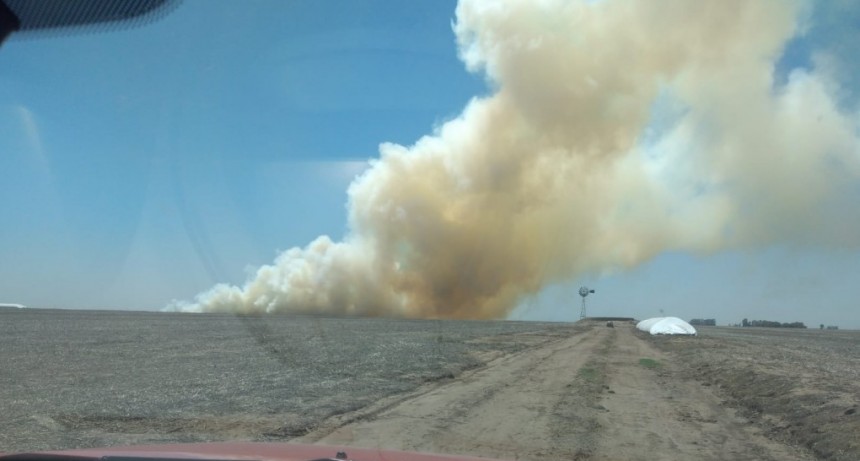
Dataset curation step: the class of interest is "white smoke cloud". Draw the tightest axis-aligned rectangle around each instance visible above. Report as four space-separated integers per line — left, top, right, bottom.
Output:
169 0 860 318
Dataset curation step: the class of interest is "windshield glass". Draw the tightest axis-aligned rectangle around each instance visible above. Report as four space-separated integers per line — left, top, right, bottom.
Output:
1 1 859 460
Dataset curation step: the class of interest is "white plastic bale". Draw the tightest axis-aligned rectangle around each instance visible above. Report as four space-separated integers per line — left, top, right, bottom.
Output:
637 317 697 335
636 317 663 332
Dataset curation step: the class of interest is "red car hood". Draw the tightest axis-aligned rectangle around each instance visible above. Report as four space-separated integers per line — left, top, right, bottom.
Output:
0 442 505 461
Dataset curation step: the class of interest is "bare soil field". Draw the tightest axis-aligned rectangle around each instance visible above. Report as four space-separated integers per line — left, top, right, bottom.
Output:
0 309 572 452
650 326 860 461
1 310 858 460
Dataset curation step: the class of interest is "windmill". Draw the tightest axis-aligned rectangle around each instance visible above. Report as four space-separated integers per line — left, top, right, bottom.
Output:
579 286 595 319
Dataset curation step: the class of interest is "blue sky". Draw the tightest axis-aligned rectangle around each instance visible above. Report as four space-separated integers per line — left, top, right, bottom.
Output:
1 0 858 328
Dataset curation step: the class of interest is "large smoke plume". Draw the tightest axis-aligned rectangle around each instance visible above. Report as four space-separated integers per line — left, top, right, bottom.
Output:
170 0 860 318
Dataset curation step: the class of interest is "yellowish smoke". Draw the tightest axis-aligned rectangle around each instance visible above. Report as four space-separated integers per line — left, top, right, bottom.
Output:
170 0 860 318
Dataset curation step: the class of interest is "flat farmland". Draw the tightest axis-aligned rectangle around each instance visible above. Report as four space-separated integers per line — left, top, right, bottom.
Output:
0 309 573 452
1 310 858 461
652 326 860 461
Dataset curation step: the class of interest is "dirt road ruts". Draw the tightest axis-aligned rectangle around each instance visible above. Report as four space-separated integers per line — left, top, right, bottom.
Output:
299 322 813 461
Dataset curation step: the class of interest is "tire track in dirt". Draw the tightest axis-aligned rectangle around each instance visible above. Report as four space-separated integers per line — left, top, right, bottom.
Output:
298 327 603 460
298 322 814 461
593 323 814 461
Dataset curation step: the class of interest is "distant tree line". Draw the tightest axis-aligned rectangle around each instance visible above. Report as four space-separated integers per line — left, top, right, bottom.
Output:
741 318 807 328
690 318 716 326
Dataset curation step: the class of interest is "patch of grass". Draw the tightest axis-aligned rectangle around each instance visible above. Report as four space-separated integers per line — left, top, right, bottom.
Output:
579 367 598 380
639 358 661 368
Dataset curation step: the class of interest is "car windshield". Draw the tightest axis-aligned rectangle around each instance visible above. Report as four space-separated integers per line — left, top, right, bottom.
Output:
1 1 859 460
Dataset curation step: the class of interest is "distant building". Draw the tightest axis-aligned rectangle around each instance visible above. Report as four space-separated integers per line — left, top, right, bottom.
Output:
826 325 839 330
690 318 716 326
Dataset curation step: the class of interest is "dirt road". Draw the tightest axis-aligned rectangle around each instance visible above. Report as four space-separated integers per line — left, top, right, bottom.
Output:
298 322 813 461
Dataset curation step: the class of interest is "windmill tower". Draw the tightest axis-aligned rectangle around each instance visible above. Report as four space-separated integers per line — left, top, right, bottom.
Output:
579 286 595 319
